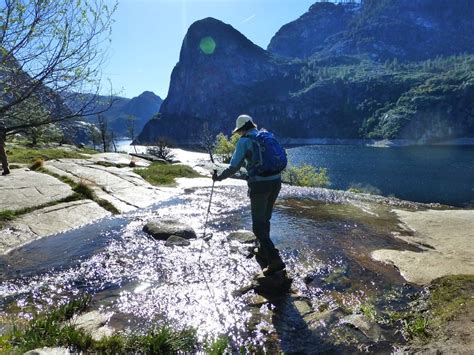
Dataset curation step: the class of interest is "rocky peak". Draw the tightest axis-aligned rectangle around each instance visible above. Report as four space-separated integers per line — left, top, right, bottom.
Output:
124 91 162 118
267 2 359 59
161 17 279 119
269 0 474 61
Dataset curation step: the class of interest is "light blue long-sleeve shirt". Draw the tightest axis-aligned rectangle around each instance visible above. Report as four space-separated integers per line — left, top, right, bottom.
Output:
218 128 281 182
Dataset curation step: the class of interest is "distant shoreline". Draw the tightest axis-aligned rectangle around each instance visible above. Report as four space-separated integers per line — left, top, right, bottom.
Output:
279 137 474 147
128 137 474 149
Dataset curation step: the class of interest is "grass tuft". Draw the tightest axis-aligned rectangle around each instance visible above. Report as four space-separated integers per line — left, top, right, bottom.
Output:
206 335 229 355
134 163 202 186
30 158 44 171
359 302 377 321
0 296 92 353
7 145 96 165
0 296 198 354
73 180 96 200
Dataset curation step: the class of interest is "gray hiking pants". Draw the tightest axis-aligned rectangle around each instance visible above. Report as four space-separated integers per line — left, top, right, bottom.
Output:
248 178 282 264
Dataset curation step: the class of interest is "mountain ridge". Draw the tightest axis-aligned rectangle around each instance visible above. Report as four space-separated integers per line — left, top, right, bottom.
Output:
137 0 474 145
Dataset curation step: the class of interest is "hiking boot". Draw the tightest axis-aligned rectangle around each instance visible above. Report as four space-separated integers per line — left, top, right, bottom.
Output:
1 170 10 176
263 258 285 276
247 247 269 269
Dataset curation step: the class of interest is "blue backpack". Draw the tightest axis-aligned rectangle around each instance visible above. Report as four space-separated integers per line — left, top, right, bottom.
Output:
248 130 287 177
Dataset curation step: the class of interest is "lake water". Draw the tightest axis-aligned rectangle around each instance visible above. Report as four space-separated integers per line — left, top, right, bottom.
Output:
287 145 474 207
118 139 474 207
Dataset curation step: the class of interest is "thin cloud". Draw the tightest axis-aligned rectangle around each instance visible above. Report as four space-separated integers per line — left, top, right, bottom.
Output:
242 14 256 23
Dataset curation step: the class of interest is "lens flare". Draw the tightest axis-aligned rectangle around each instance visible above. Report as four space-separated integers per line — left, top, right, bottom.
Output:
200 36 216 55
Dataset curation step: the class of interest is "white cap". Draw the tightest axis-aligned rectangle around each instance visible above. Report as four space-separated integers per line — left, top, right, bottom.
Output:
232 114 254 134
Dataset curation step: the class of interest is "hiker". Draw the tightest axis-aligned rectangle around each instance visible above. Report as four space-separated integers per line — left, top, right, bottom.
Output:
212 114 286 276
0 123 9 176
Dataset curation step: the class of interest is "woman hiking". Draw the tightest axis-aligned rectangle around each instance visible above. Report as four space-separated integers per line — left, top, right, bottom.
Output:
213 114 286 276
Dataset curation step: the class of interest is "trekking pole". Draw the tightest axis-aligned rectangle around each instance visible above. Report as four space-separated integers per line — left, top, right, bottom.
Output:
202 170 216 239
196 170 227 327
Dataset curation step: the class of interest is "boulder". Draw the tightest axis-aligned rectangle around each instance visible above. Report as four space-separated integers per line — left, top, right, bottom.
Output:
253 270 292 296
71 311 114 341
165 235 191 247
294 300 312 317
304 310 341 328
143 219 196 241
226 230 257 244
340 314 385 343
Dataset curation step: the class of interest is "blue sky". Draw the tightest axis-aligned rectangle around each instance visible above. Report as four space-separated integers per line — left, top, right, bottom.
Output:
103 0 316 99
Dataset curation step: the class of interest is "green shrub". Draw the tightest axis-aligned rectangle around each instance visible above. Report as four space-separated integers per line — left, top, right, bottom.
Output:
134 163 202 186
282 164 330 188
213 133 239 163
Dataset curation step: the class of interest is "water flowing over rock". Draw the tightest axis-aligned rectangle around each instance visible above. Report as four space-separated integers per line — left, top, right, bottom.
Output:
143 219 197 241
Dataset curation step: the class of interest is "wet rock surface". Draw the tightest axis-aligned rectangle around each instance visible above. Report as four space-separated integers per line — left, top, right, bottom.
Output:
1 158 472 353
0 153 178 254
340 314 385 343
165 235 191 247
253 270 292 296
227 230 257 244
143 219 197 241
0 200 111 254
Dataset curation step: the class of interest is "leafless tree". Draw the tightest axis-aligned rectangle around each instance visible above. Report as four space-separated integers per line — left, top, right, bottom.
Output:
97 114 109 153
126 115 138 153
88 124 101 151
147 138 175 162
0 0 117 165
200 122 215 163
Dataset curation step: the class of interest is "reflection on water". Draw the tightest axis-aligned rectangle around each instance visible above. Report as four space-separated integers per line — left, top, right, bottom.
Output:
0 183 422 351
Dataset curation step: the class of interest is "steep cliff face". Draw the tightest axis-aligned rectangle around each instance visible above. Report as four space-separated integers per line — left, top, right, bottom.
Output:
161 18 280 119
143 17 300 143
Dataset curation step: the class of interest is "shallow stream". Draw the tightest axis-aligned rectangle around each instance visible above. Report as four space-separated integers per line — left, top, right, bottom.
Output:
0 181 424 352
